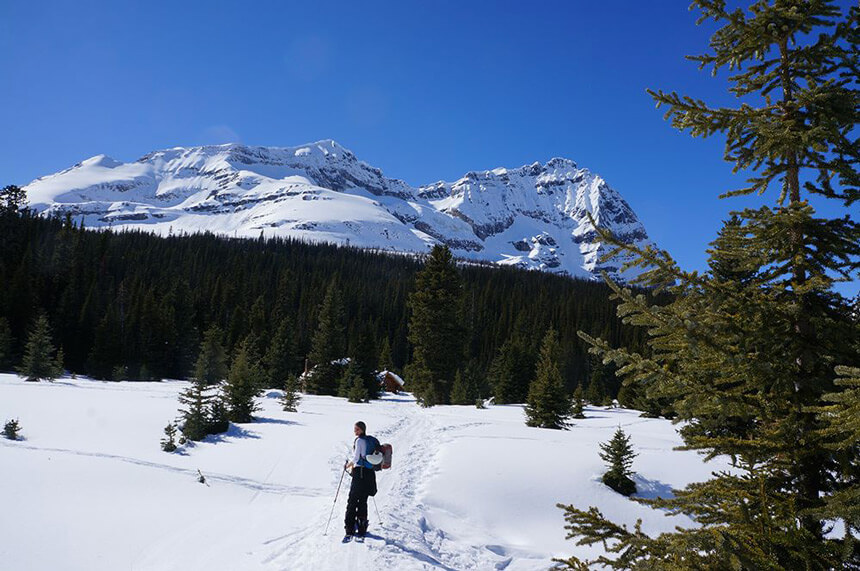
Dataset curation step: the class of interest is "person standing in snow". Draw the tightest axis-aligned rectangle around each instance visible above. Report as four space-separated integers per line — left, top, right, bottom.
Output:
344 420 377 538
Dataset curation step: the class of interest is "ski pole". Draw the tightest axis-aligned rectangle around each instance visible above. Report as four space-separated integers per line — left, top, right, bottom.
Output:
372 496 382 527
324 460 348 536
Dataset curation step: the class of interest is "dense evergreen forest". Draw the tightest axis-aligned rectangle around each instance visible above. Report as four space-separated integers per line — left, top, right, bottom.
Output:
0 209 645 399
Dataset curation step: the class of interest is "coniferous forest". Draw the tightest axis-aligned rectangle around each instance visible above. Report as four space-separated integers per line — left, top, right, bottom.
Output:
0 208 645 401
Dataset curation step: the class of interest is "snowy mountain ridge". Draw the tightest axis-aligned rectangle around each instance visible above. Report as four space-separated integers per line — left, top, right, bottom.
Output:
24 140 650 280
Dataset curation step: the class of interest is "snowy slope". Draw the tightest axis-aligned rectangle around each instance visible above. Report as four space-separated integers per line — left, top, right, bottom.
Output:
23 141 650 280
0 374 727 570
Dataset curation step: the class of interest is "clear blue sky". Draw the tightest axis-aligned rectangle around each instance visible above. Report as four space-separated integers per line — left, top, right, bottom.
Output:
1 1 855 294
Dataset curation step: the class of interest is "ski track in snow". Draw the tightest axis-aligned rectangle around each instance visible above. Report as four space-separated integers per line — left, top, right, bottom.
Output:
0 440 325 497
262 406 512 570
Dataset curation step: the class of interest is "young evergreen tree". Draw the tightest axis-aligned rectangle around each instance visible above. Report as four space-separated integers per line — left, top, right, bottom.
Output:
161 422 178 452
406 245 464 406
18 313 61 382
207 399 230 435
571 385 586 419
557 2 860 569
194 325 228 386
111 364 129 382
3 418 21 440
525 328 571 429
222 338 261 423
345 367 369 403
599 427 637 496
449 370 472 405
178 380 218 441
281 373 302 412
306 280 346 395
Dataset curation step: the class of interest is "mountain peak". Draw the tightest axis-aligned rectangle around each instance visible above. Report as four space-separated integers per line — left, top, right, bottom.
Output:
23 141 650 281
80 154 123 169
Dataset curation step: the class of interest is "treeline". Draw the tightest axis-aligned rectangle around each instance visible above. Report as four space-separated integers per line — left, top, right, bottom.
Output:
0 209 646 398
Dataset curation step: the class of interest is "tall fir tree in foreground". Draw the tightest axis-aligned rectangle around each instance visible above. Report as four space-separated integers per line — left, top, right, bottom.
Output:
18 313 62 381
406 245 464 406
525 328 571 429
557 2 859 569
815 365 860 544
306 280 346 395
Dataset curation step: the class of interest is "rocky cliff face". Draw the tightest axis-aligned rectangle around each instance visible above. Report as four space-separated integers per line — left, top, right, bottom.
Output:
23 139 650 280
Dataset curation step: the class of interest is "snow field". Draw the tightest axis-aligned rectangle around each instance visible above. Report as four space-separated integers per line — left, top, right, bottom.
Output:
0 374 727 570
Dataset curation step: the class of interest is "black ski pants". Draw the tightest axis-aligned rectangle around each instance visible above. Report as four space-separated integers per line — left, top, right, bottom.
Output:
344 466 376 535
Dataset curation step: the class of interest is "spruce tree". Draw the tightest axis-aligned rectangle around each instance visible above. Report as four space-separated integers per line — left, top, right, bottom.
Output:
350 329 379 400
487 337 535 404
585 356 607 406
406 245 464 406
178 380 218 441
222 338 261 423
344 363 369 403
378 336 395 373
450 370 472 405
599 427 637 496
161 422 178 452
18 313 61 382
265 318 298 389
281 374 301 412
0 184 28 214
571 385 586 419
241 331 266 391
3 418 21 440
306 280 346 395
194 325 228 386
815 365 860 546
525 328 571 429
557 2 860 568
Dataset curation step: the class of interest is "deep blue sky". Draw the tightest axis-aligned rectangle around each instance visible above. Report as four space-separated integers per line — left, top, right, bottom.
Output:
1 1 855 294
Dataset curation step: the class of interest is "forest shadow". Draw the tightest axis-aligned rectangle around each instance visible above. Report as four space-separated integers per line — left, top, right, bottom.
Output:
632 475 676 501
254 417 300 427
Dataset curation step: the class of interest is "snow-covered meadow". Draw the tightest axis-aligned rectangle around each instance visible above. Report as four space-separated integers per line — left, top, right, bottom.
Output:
0 374 727 570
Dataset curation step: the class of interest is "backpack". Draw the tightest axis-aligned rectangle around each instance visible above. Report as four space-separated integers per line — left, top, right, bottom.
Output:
361 435 392 471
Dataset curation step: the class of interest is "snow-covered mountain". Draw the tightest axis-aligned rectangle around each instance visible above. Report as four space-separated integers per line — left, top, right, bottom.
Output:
23 140 650 280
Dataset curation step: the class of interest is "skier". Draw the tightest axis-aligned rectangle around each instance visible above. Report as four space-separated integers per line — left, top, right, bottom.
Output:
344 420 377 540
